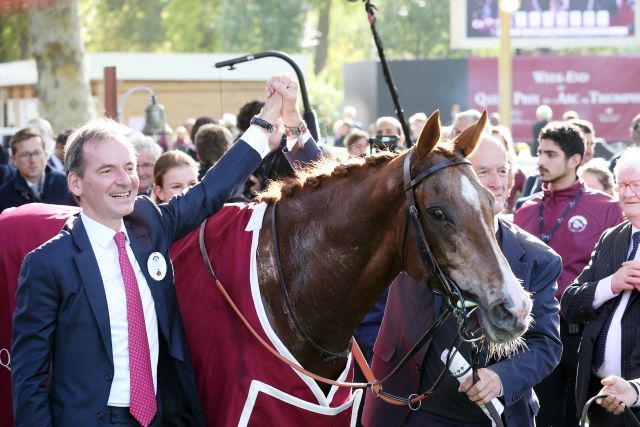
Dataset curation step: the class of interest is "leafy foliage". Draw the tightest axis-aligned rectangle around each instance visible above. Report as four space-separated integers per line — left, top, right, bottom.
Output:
0 10 29 61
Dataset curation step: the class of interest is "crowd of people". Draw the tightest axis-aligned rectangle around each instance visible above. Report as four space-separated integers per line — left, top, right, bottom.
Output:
1 75 640 427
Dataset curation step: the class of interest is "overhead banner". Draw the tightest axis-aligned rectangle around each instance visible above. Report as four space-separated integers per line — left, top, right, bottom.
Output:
468 56 640 143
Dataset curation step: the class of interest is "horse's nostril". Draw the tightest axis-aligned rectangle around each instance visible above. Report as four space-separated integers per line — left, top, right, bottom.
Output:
489 301 517 329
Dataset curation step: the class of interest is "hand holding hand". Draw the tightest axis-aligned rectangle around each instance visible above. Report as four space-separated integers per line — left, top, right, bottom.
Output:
268 74 302 127
257 79 283 126
611 261 640 293
596 375 637 415
459 368 502 407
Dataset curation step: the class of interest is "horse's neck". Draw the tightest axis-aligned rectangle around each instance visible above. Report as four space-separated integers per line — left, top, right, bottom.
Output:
260 156 406 380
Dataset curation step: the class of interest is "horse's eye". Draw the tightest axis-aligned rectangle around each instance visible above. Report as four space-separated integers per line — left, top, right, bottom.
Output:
428 208 446 221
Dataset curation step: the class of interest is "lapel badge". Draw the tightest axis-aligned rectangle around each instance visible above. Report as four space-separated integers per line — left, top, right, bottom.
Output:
147 252 167 281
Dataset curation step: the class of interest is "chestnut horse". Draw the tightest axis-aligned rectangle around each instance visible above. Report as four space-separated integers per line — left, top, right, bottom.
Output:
170 111 532 425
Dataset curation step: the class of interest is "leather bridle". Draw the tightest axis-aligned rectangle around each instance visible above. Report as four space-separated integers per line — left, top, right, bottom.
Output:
197 149 487 409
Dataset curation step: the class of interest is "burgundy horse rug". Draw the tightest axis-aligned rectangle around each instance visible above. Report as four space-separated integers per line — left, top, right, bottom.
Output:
171 203 361 427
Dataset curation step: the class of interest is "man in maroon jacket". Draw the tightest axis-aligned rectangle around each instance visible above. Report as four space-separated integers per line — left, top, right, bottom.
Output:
514 121 624 427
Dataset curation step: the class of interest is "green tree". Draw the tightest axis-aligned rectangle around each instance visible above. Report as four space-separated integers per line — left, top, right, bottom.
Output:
81 0 168 52
163 0 221 52
217 0 312 53
0 10 29 62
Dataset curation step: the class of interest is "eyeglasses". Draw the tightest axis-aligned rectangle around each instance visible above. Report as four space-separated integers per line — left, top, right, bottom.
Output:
137 162 155 170
617 179 640 194
15 150 45 162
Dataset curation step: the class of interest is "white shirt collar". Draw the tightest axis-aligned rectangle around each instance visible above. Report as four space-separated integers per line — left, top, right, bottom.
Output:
80 212 128 249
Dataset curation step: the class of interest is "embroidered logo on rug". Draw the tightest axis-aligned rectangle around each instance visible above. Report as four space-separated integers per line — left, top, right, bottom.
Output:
568 215 588 233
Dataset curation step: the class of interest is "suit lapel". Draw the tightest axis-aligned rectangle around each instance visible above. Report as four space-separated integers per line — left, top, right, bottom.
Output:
125 221 169 341
69 216 114 362
497 220 530 289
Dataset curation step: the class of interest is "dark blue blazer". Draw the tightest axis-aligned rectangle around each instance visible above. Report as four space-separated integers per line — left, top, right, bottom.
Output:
11 140 261 427
0 165 75 213
361 219 562 427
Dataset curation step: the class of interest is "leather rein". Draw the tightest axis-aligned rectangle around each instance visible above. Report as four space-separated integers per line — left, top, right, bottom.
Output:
197 150 482 408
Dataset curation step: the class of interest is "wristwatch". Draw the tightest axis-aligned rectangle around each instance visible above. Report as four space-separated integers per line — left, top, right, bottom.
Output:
250 116 274 133
284 121 307 138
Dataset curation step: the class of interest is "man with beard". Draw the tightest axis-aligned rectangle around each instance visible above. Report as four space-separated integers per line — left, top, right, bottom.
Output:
514 121 624 427
362 134 562 426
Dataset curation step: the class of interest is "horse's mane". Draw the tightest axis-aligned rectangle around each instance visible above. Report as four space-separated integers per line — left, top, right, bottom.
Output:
255 140 457 204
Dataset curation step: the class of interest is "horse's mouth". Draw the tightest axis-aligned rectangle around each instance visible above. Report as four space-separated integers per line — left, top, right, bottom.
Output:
477 304 530 346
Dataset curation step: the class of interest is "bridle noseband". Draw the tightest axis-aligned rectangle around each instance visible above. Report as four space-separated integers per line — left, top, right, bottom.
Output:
401 151 481 341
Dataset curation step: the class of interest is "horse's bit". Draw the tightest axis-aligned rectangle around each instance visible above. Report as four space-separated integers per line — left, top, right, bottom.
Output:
197 150 490 411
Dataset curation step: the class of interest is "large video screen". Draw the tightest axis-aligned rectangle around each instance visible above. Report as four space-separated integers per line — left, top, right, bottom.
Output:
451 0 640 48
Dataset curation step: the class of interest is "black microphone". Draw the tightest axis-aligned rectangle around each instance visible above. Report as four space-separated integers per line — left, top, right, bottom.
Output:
214 54 265 70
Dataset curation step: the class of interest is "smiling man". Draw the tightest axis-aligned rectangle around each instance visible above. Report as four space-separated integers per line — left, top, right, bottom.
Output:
514 121 624 427
10 84 283 426
0 128 75 213
561 147 640 426
362 134 562 427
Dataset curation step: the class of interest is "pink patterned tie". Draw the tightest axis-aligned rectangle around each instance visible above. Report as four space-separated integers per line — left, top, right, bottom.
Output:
114 232 157 427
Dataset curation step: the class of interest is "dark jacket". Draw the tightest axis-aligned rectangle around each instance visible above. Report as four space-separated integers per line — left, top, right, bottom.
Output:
361 220 562 427
514 180 623 298
11 140 261 427
0 165 75 213
561 220 640 425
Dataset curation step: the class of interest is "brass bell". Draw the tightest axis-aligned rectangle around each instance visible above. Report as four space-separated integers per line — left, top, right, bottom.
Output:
142 95 169 136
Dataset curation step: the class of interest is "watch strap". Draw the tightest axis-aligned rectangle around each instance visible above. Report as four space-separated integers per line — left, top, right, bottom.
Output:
250 116 274 133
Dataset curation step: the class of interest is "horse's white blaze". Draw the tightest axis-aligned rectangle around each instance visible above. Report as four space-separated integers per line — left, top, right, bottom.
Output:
459 176 531 320
460 175 482 211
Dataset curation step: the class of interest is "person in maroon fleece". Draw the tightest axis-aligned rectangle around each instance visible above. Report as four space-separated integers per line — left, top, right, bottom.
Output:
514 121 624 427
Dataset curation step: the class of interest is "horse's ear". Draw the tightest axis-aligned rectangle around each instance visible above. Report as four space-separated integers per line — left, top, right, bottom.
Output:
453 110 488 157
414 110 441 160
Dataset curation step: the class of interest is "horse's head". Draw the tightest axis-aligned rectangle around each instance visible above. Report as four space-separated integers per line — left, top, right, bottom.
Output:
404 110 532 344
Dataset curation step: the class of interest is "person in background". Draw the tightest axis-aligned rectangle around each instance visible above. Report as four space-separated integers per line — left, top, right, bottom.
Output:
374 116 404 151
131 134 162 197
610 113 640 173
152 150 199 204
409 112 427 144
493 125 526 214
579 158 616 197
561 148 640 426
532 104 553 157
0 128 75 213
514 121 624 427
451 109 482 139
171 126 193 151
48 128 73 173
345 130 369 157
333 119 353 147
569 118 596 165
194 123 233 182
562 110 580 121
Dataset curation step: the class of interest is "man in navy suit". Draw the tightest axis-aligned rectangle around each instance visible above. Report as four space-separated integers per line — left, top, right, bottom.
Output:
0 127 75 213
10 79 289 426
361 134 562 426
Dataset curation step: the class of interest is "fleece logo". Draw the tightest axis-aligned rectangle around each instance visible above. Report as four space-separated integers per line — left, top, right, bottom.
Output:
568 215 588 233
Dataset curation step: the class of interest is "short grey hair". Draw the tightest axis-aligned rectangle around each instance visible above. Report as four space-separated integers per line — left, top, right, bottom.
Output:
614 147 640 179
130 132 162 160
64 119 132 177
